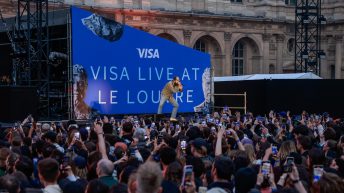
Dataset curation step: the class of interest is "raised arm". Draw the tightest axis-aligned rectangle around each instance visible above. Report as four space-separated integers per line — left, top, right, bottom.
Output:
94 122 108 160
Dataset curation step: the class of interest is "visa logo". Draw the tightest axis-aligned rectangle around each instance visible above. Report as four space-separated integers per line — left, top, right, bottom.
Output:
137 48 160 59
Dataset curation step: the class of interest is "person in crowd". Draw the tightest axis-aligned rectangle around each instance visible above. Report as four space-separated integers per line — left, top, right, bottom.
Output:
38 158 63 193
136 161 162 193
85 179 109 193
0 110 342 193
0 175 21 193
96 159 118 187
0 148 11 176
207 156 234 193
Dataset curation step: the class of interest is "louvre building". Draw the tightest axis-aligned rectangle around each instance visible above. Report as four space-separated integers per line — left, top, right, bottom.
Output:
0 0 343 79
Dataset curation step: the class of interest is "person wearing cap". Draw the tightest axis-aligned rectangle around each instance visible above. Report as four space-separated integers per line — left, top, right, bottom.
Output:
157 76 183 122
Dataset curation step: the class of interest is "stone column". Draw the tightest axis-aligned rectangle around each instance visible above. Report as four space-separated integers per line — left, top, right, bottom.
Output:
320 35 329 78
276 34 285 74
224 32 232 76
183 30 192 47
262 34 271 73
335 35 343 79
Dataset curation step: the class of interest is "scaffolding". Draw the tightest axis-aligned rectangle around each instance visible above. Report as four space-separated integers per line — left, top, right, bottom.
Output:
295 0 326 75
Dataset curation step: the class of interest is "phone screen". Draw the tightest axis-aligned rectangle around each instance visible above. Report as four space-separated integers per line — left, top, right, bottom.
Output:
284 157 294 173
62 156 70 168
272 146 278 156
182 165 193 186
181 140 187 150
313 165 324 182
74 132 80 140
261 161 271 175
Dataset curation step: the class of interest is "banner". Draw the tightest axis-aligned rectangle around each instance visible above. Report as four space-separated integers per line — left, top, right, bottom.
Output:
72 7 211 119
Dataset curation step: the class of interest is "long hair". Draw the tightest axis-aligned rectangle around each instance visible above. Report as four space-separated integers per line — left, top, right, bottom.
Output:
278 140 297 162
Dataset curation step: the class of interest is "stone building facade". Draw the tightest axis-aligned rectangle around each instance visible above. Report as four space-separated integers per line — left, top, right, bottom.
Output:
2 0 344 78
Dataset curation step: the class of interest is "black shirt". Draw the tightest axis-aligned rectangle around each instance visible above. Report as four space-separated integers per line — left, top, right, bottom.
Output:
208 181 233 193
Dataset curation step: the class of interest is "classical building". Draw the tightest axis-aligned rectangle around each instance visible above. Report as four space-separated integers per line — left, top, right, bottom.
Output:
1 0 344 78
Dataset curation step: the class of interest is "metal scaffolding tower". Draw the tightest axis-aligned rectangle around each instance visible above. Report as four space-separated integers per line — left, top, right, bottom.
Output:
295 0 326 75
15 0 50 117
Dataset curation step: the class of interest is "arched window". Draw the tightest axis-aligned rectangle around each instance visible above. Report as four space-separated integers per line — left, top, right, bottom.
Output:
269 64 276 74
232 42 244 76
157 33 178 43
193 39 207 53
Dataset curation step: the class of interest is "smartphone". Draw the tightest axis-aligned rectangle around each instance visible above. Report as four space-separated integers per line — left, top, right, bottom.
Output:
86 126 90 131
74 132 80 140
261 161 271 175
284 157 294 173
313 165 324 182
176 124 180 130
157 134 163 145
211 127 216 134
62 156 70 168
272 145 278 156
181 140 187 150
182 165 193 186
226 130 231 136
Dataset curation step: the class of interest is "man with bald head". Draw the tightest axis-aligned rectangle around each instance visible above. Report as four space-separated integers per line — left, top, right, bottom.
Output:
97 158 118 187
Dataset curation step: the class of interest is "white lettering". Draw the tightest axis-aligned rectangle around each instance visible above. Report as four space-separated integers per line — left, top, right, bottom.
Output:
192 68 200 80
127 90 135 104
176 92 183 103
137 48 145 58
155 67 163 80
182 68 190 80
110 90 118 104
167 68 173 80
90 66 100 80
138 67 146 80
137 91 148 104
109 66 117 80
153 49 160 58
121 67 130 80
98 90 106 104
152 90 160 103
187 90 193 103
137 48 160 59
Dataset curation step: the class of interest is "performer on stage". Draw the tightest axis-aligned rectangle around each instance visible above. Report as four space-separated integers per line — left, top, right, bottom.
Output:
157 76 183 121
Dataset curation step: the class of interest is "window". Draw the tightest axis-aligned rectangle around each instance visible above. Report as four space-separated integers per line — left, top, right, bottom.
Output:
193 39 207 53
232 42 244 76
287 38 295 53
269 64 276 74
231 0 242 3
285 0 296 5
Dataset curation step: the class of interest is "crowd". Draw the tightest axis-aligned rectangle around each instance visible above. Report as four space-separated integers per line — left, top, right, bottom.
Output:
0 109 344 193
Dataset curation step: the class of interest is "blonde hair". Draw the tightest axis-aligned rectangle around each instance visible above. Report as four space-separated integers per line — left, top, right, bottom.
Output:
279 140 296 161
244 144 256 164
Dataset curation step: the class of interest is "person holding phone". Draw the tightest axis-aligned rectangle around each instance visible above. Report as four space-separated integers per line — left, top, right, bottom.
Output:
277 163 307 193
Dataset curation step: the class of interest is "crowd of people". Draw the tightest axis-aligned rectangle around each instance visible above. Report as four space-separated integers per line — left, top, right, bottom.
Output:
0 109 344 193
